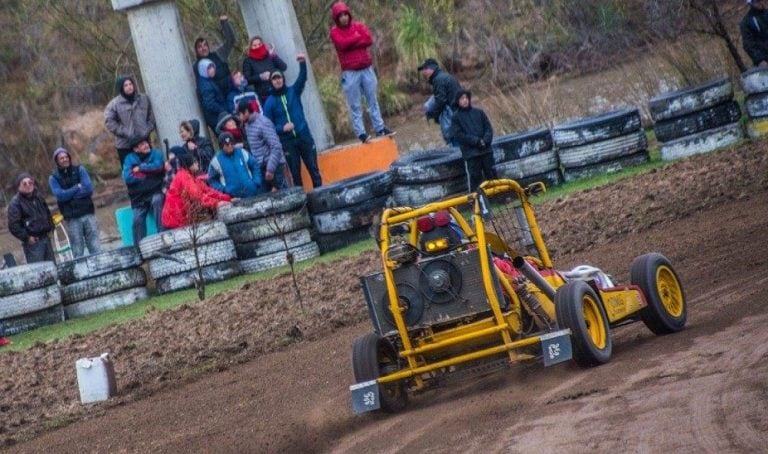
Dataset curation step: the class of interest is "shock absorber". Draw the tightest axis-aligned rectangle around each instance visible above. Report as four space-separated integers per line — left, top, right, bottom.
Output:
514 276 556 331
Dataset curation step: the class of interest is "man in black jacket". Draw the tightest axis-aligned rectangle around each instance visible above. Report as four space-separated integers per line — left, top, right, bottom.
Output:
741 0 768 67
193 15 237 96
449 90 497 192
7 173 55 263
419 58 463 146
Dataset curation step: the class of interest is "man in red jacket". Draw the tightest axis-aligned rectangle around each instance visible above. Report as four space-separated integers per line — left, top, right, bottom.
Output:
329 2 394 143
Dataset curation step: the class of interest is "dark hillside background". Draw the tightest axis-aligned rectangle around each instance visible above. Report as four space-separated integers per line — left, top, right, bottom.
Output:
0 0 745 200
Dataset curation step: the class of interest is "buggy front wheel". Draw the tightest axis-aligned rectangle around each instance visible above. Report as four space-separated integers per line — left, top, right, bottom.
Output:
555 281 612 367
630 253 686 335
351 333 408 413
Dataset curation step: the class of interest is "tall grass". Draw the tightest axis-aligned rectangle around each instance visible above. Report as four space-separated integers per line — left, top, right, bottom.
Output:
394 6 439 87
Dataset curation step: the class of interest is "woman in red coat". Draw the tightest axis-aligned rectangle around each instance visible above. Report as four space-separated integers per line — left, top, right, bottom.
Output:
161 154 233 229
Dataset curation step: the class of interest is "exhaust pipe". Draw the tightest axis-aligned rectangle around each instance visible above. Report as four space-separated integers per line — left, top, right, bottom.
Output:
512 256 556 301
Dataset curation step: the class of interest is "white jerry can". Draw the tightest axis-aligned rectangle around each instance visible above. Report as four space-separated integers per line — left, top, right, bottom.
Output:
75 353 117 404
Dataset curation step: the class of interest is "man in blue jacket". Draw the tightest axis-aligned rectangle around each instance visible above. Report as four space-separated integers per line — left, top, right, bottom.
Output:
263 54 322 189
207 132 264 198
49 148 103 258
123 136 165 243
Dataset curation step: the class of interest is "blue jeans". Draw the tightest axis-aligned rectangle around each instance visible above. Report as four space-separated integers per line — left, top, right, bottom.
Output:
132 193 164 244
341 66 385 137
424 96 457 146
66 214 103 258
263 163 292 192
22 235 54 264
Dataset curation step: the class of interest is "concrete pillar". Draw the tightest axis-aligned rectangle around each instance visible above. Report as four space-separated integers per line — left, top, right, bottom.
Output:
238 0 335 152
112 0 205 149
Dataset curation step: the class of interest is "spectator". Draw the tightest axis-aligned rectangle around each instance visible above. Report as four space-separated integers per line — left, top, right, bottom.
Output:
263 55 323 188
193 15 236 96
741 0 768 67
215 112 246 149
7 173 55 264
123 136 165 244
207 132 264 198
104 75 156 166
238 101 291 192
449 90 497 192
418 58 463 146
329 2 394 143
48 148 103 258
227 70 261 115
242 36 288 105
161 145 189 196
197 59 231 134
179 120 215 174
162 153 232 229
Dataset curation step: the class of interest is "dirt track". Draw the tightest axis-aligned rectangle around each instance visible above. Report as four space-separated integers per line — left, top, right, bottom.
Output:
4 139 768 452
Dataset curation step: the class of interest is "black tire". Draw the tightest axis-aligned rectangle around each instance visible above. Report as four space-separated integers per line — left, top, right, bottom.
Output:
311 194 390 235
516 169 564 189
147 239 237 279
630 253 687 335
392 177 467 207
139 220 229 259
0 284 62 320
745 92 768 118
557 130 647 169
654 100 742 143
61 267 147 304
740 67 768 95
562 151 649 183
552 108 642 148
58 247 142 285
307 171 393 214
492 127 553 163
493 149 560 180
155 261 242 294
64 287 149 319
746 117 768 139
554 281 612 367
239 241 320 274
390 148 464 183
235 229 313 260
216 187 307 225
649 76 733 122
659 122 743 161
315 225 374 254
0 304 65 337
351 333 408 413
0 262 58 296
227 208 311 244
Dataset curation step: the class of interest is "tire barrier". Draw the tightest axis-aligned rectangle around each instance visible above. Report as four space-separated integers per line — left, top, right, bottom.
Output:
741 68 768 139
391 148 468 207
58 247 149 318
492 128 562 189
217 190 319 274
650 76 744 160
0 262 63 336
553 109 647 183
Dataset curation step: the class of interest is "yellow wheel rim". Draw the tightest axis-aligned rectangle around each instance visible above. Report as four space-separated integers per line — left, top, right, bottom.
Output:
656 265 684 317
582 294 607 349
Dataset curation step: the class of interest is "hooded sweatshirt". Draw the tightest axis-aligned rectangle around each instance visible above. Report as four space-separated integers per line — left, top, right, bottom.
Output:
104 76 156 149
48 148 95 220
329 2 374 71
741 6 768 65
196 59 231 132
449 90 494 158
263 61 311 141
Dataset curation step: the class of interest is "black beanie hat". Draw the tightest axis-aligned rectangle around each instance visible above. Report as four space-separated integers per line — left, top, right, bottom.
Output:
176 153 195 170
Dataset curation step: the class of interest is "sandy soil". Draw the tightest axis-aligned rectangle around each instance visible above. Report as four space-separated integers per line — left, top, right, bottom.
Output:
1 136 768 452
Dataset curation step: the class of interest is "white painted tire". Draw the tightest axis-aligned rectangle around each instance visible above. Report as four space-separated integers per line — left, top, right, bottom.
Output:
557 131 647 169
235 229 313 260
659 122 744 161
0 284 62 319
61 267 147 304
139 221 229 259
311 194 390 235
154 261 242 294
227 209 311 244
57 247 142 285
148 239 237 279
216 187 307 225
562 151 650 183
552 108 642 148
740 67 768 95
494 149 560 180
64 287 149 319
0 262 58 296
492 127 553 163
649 77 733 122
392 177 467 208
0 304 65 336
239 242 320 274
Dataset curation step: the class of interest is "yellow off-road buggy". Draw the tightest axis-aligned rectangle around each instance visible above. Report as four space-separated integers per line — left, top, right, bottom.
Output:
350 179 686 414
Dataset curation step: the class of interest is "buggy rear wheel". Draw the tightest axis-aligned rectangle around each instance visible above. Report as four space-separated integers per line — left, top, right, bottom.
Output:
352 333 408 413
630 253 686 335
555 281 612 367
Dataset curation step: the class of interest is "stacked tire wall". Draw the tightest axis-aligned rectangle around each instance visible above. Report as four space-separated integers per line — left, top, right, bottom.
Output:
307 171 392 253
740 68 768 139
140 221 241 294
390 149 467 207
58 247 149 318
650 76 743 161
217 188 319 274
492 127 562 188
0 262 64 335
553 108 648 182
